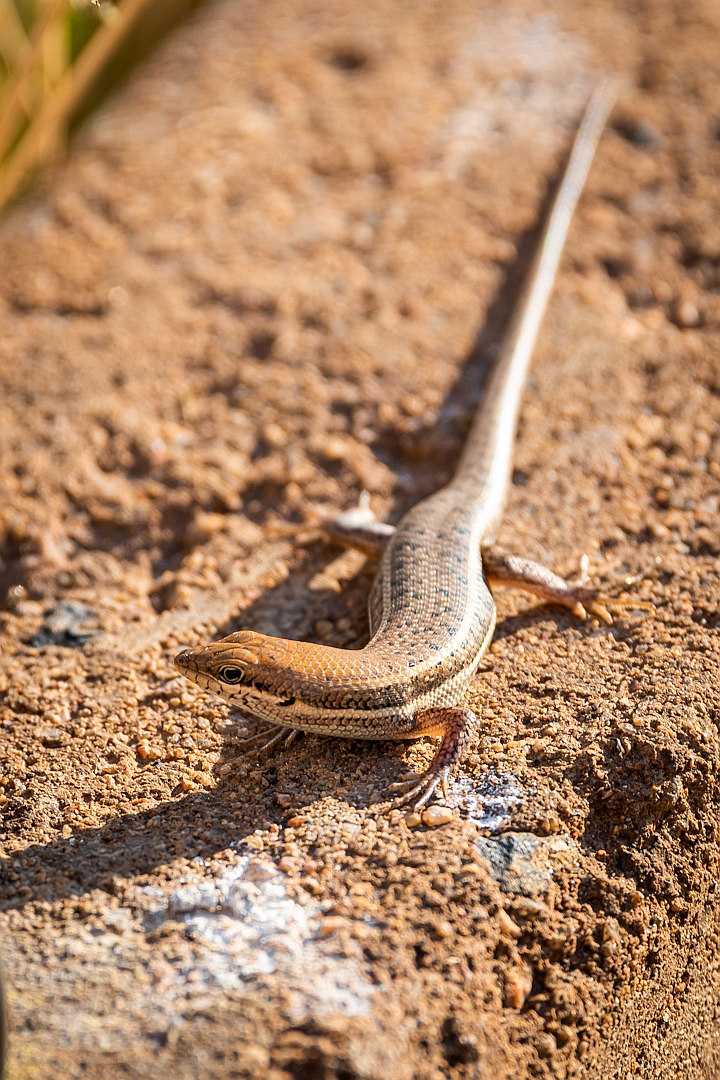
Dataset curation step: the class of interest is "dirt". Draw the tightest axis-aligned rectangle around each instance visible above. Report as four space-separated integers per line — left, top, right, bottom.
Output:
1 0 720 1077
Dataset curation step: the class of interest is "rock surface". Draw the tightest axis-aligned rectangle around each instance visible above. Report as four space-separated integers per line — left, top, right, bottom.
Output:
2 0 720 1077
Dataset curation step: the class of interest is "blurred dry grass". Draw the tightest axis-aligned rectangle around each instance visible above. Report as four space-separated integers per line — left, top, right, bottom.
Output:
0 0 200 215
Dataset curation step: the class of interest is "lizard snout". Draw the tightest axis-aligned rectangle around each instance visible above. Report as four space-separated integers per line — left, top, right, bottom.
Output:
174 649 193 673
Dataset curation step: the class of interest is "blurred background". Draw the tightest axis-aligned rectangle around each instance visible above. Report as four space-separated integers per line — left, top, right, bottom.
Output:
0 0 202 215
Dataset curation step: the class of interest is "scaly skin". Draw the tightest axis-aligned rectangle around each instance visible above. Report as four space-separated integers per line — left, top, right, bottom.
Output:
175 82 625 808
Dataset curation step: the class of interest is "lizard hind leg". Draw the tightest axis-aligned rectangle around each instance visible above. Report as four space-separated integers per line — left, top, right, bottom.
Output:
388 706 474 810
482 546 653 625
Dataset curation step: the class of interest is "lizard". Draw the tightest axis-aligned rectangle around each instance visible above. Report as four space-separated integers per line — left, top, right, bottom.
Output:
174 80 648 809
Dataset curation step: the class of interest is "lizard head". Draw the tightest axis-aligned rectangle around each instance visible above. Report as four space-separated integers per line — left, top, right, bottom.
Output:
175 629 411 728
174 630 302 719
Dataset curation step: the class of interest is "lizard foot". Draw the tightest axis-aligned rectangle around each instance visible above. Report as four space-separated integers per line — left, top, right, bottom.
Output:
388 769 450 810
572 595 655 626
386 706 474 810
233 723 298 757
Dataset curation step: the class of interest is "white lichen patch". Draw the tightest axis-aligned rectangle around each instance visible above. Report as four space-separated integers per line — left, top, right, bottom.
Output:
448 772 525 831
136 856 376 1021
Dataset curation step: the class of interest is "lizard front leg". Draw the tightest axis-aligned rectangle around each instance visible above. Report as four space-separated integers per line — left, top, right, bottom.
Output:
269 492 395 558
387 706 474 809
322 497 395 557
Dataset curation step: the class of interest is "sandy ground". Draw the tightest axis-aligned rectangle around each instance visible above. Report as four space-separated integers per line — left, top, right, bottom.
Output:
1 0 720 1077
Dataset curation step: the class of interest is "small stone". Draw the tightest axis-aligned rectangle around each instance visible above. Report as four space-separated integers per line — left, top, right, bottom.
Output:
319 916 347 936
510 897 547 918
278 857 298 873
404 811 422 827
502 962 533 1008
61 825 72 838
39 728 64 748
537 812 560 835
286 816 306 828
5 584 27 609
536 1033 557 1058
137 740 161 760
241 834 264 851
242 1044 270 1070
619 316 644 341
314 1015 350 1035
191 771 213 787
497 910 522 938
244 859 275 882
189 512 227 541
108 285 128 307
421 805 454 827
676 300 699 328
263 422 288 447
475 831 574 897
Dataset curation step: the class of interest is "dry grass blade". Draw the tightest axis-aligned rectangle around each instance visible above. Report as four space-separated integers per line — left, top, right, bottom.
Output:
0 0 158 215
0 0 69 164
0 0 29 73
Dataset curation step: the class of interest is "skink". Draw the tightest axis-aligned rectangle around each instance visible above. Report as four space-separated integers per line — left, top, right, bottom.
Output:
175 81 644 808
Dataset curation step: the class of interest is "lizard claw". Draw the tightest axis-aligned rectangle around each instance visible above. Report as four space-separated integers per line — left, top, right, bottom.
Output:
581 596 655 626
387 769 448 810
233 723 297 757
388 771 424 786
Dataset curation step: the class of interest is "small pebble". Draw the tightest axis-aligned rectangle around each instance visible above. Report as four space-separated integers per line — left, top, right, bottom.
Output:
421 805 453 827
263 422 288 447
676 300 699 327
502 962 533 1009
241 835 264 851
319 916 347 936
498 910 522 938
4 584 27 609
404 811 422 827
510 897 547 918
536 1033 557 1058
108 285 129 307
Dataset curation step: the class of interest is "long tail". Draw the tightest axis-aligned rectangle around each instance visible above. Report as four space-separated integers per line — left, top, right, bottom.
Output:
452 78 619 540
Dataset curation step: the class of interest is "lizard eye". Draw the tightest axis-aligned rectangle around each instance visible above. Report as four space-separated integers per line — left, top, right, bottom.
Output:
219 665 245 685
